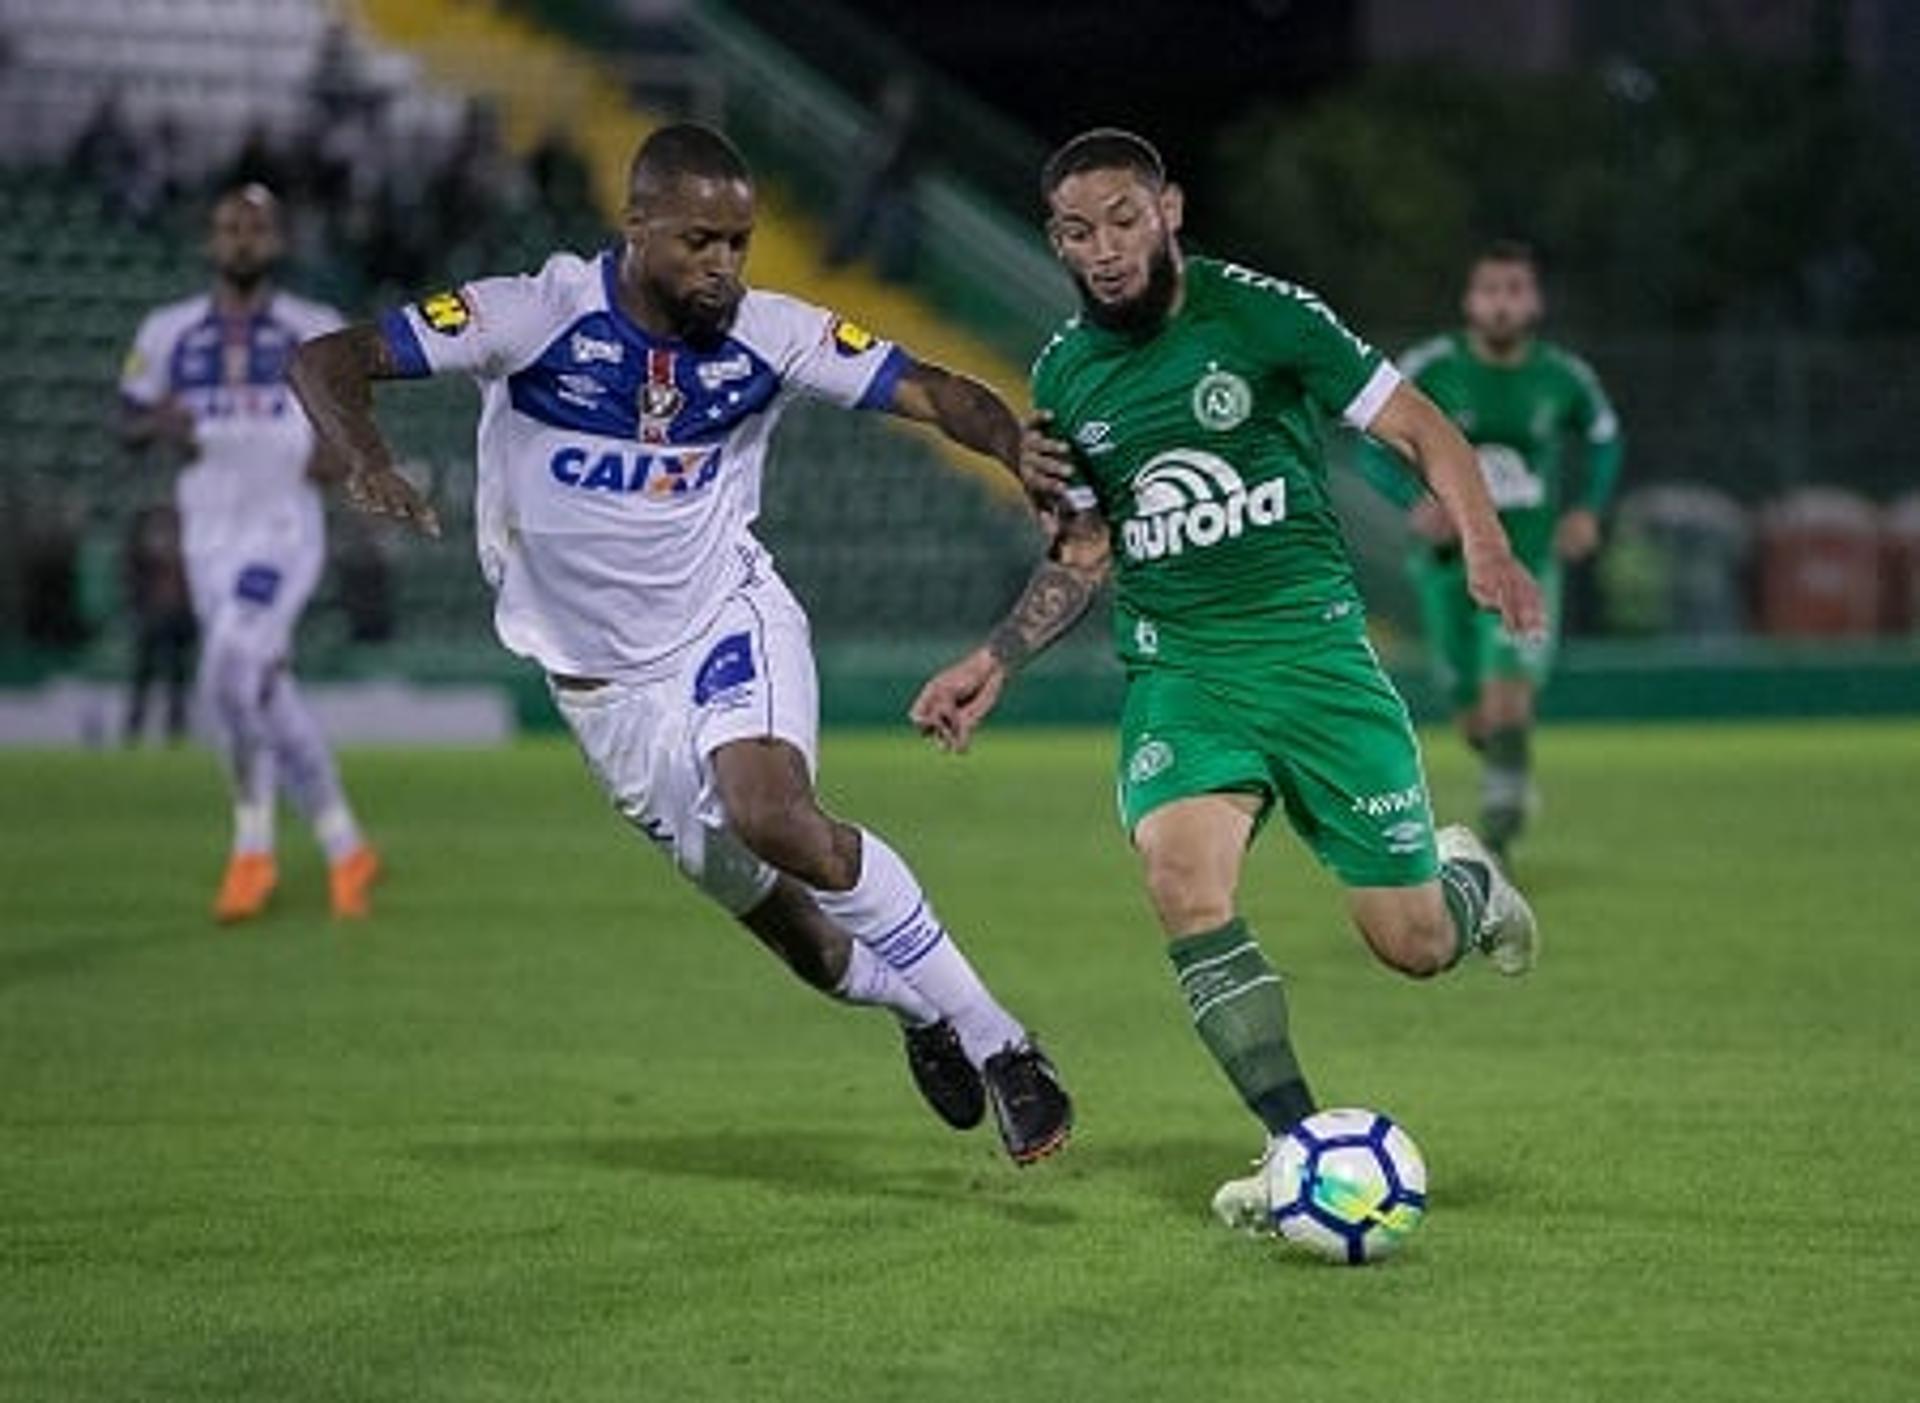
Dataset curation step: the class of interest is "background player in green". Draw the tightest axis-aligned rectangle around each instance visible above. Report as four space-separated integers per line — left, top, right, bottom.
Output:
1359 241 1623 859
911 128 1548 1229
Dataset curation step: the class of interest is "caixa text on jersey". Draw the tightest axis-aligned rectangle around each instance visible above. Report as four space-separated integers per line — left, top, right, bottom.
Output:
548 445 722 498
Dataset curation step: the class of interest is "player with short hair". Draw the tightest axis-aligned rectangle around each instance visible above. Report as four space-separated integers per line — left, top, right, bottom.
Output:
1359 241 1623 859
911 128 1543 1223
288 123 1071 1163
120 184 380 922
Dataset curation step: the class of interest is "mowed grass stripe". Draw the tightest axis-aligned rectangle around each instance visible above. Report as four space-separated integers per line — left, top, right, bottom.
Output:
2 722 1917 1402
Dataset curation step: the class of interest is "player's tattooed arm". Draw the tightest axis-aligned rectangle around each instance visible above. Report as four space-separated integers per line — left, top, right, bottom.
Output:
986 511 1110 671
886 360 1023 480
910 512 1110 753
288 326 440 538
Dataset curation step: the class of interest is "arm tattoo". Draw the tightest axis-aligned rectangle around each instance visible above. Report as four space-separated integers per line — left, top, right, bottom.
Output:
985 557 1097 671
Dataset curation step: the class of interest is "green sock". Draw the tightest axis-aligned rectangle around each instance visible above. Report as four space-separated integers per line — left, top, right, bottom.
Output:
1167 919 1315 1135
1440 858 1491 967
1480 725 1532 851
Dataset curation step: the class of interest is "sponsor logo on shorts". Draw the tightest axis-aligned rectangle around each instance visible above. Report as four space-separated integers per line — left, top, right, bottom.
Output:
1134 618 1160 656
1121 449 1286 562
1350 783 1427 819
234 563 283 606
1127 737 1175 785
693 632 757 709
417 289 473 336
1382 819 1429 854
1191 363 1252 431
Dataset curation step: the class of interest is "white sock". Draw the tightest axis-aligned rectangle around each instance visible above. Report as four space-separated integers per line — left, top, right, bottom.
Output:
833 941 940 1026
314 803 364 864
233 795 275 856
811 828 1027 1066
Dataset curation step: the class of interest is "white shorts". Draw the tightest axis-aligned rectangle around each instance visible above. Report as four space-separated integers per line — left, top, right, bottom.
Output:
553 569 819 915
187 540 323 665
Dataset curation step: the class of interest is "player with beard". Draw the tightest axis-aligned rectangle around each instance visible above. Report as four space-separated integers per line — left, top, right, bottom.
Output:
121 185 381 922
287 124 1071 1163
1359 242 1623 861
911 128 1544 1227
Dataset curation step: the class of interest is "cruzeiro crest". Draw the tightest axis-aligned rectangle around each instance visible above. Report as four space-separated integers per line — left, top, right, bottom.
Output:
1192 362 1251 431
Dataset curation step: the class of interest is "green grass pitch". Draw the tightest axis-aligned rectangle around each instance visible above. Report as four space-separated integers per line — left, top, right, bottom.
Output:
3 722 1918 1402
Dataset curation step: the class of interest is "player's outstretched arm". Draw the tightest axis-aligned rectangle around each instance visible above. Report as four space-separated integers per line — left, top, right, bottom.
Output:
884 360 1073 504
909 511 1110 753
1366 380 1543 637
288 326 440 538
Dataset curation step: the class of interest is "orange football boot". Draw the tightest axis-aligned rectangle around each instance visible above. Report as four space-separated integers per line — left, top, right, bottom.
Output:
213 852 277 924
329 845 382 919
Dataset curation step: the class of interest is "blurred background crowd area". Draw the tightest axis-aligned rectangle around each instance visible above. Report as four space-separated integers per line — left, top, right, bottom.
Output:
1 0 1917 723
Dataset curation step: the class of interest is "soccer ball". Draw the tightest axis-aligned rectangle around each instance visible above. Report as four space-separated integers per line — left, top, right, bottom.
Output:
1264 1108 1427 1264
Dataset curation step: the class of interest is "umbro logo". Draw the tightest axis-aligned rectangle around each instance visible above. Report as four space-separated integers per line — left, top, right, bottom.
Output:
1075 420 1118 456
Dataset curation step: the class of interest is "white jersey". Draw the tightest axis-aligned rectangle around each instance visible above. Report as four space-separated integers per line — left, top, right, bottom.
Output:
378 250 910 678
120 291 343 563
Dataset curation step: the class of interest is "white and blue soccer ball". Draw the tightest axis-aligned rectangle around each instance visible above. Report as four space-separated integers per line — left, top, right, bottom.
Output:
1265 1108 1427 1264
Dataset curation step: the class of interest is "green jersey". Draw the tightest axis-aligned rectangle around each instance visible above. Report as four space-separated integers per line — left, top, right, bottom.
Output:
1031 257 1400 668
1375 332 1622 565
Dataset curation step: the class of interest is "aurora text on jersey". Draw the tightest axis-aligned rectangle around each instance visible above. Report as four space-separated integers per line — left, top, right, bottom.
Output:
1032 258 1401 665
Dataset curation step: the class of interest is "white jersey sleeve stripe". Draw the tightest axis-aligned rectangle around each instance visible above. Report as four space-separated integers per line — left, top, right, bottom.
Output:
1341 360 1403 431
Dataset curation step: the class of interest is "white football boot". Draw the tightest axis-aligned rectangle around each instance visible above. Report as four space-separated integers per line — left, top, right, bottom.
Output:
1210 1138 1282 1235
1437 823 1539 976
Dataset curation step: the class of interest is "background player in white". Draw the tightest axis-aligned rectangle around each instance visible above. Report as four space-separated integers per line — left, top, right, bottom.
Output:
121 185 380 923
288 124 1072 1163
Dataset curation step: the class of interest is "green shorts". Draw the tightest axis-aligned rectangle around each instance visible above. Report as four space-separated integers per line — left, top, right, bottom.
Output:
1411 553 1561 712
1115 623 1440 888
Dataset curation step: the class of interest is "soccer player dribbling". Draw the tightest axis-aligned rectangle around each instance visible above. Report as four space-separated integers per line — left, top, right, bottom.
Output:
289 124 1071 1163
1360 241 1623 862
120 185 381 922
911 129 1544 1225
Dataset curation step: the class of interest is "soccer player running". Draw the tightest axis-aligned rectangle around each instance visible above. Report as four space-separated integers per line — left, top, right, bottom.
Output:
120 185 381 922
287 124 1071 1164
910 129 1542 1224
1358 242 1623 860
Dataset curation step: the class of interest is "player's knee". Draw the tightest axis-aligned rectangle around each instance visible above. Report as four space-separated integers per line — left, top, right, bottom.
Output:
725 791 855 890
1140 851 1233 935
202 641 264 722
1359 906 1451 979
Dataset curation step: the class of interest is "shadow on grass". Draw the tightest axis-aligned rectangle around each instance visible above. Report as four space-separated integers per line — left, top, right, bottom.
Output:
0 924 217 991
1091 1135 1249 1214
1093 1133 1517 1218
410 1129 1081 1228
